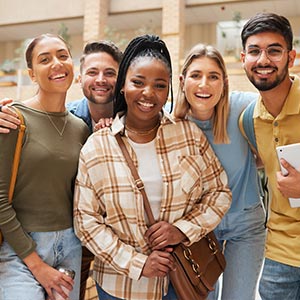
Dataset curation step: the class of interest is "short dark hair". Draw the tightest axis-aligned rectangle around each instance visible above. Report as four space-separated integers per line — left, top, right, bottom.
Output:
241 12 293 50
80 40 123 72
113 34 173 117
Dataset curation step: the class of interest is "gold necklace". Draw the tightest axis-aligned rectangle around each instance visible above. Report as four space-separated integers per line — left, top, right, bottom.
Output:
37 99 68 137
125 122 160 136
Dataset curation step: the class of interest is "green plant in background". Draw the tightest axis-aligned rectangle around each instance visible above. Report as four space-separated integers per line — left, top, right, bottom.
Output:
232 11 242 60
104 24 157 51
0 39 30 74
58 23 71 45
15 39 31 68
135 25 158 36
0 59 16 73
232 11 242 25
104 26 128 50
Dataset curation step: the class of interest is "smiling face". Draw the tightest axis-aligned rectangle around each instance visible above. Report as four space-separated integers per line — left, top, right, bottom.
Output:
181 56 224 121
28 36 74 94
80 51 118 105
123 56 170 128
241 31 296 91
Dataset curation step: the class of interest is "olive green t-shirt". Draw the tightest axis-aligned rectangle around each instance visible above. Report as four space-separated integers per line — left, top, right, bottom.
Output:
0 102 89 259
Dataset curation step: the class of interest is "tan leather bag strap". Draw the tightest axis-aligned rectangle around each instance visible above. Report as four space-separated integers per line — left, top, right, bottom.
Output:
115 133 156 225
8 107 26 202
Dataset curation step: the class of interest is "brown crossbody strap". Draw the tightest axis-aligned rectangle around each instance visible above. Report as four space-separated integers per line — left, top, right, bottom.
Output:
8 107 26 202
115 133 156 225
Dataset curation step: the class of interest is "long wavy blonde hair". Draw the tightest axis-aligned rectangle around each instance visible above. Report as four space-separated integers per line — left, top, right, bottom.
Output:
174 44 230 144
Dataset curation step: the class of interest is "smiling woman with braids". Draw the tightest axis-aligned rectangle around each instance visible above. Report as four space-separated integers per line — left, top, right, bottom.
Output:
74 34 231 300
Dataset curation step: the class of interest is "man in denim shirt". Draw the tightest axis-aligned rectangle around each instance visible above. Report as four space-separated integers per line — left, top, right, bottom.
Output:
67 41 122 134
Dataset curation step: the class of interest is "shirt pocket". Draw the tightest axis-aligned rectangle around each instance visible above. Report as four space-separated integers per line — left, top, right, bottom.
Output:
179 155 203 201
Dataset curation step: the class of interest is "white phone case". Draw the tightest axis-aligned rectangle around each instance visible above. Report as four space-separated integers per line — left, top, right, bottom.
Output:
276 143 300 207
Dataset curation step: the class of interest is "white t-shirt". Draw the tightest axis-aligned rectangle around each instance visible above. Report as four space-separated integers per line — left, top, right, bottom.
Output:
128 138 163 221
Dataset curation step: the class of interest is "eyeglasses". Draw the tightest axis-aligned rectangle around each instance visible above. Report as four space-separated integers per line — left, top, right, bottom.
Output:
244 46 288 62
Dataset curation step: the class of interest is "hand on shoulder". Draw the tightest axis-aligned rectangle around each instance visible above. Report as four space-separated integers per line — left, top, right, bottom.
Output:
0 98 20 133
94 117 113 132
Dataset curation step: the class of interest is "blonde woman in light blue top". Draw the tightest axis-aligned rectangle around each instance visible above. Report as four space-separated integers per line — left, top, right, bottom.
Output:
174 44 266 300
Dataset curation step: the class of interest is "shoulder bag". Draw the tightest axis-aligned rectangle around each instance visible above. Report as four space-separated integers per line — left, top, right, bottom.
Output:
0 107 26 246
115 133 226 300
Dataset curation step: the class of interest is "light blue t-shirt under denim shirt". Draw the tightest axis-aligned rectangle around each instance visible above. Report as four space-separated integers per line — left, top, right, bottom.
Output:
190 91 266 300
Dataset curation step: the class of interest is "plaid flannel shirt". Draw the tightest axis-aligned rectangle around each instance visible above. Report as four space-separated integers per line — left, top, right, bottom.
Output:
74 111 231 300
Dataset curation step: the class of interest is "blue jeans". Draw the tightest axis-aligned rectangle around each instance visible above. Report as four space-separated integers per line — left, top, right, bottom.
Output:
208 202 266 300
259 258 300 300
0 228 82 300
96 282 177 300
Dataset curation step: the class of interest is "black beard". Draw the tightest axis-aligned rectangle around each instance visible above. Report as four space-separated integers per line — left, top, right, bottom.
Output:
246 61 289 92
250 78 281 91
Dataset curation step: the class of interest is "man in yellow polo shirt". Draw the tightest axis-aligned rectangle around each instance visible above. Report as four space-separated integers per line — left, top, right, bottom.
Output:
241 12 300 300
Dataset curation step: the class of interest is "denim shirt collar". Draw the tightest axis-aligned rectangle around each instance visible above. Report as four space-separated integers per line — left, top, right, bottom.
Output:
67 98 93 134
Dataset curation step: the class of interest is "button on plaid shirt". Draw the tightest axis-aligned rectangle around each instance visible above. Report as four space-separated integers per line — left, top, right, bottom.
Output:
74 112 231 300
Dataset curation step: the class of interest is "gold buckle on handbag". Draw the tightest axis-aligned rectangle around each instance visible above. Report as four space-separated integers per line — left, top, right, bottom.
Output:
134 179 145 190
183 245 202 277
206 235 218 254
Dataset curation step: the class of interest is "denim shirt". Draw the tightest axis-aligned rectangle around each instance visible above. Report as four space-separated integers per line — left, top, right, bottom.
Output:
67 98 93 134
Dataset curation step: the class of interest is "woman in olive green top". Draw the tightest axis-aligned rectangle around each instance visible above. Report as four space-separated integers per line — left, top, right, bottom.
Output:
0 34 89 300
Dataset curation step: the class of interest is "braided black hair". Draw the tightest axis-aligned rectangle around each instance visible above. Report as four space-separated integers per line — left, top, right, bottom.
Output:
113 34 173 117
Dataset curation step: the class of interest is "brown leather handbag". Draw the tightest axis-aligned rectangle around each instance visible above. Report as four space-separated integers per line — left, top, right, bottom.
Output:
169 231 226 299
115 133 226 300
0 107 26 246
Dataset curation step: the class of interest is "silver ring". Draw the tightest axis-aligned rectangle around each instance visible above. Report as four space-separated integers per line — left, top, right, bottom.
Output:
0 105 3 112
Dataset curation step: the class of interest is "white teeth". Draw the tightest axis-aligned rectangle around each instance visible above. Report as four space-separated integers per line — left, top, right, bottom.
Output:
196 93 210 98
257 70 273 74
51 74 65 79
139 102 154 107
94 87 108 92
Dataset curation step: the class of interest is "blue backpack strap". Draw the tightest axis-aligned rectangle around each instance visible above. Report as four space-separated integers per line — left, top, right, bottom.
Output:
239 100 257 154
239 101 269 227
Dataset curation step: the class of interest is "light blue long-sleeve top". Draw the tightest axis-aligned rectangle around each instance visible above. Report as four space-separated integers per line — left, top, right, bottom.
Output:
190 91 261 212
